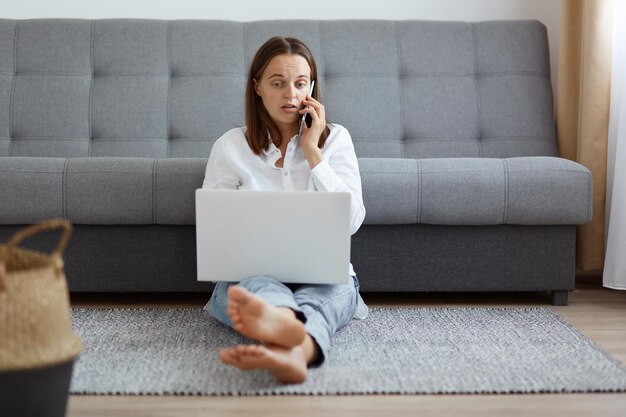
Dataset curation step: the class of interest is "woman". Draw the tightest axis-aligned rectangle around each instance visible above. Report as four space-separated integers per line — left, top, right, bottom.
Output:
202 36 368 384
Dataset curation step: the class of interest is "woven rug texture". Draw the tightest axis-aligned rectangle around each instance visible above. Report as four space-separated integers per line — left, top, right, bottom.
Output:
69 307 626 395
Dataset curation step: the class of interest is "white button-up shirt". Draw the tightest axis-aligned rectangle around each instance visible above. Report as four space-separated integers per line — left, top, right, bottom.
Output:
202 123 367 277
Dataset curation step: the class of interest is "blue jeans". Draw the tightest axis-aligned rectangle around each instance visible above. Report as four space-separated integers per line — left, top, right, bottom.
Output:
204 275 368 368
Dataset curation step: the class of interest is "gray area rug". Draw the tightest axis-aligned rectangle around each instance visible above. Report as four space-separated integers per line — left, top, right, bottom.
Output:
69 307 626 395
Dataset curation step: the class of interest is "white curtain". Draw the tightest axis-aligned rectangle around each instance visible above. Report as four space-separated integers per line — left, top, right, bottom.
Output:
603 0 626 289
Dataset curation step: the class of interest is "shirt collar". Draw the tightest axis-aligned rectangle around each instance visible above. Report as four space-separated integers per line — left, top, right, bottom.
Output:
261 134 298 168
262 141 281 168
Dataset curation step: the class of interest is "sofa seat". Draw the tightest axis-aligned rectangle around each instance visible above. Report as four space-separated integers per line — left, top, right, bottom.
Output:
360 156 592 225
0 155 591 226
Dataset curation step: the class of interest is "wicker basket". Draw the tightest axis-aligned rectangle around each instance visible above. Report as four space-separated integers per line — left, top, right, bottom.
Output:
0 219 83 417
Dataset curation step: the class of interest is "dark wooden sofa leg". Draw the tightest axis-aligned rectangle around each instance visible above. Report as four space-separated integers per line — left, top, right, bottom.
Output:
551 290 569 306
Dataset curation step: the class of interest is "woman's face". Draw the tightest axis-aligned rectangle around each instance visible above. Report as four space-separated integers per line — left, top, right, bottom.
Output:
254 54 312 131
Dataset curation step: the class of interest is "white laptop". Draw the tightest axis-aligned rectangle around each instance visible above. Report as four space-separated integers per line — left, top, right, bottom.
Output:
195 189 352 284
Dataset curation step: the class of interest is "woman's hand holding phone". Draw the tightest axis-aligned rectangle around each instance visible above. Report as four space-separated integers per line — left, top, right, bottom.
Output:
299 83 325 169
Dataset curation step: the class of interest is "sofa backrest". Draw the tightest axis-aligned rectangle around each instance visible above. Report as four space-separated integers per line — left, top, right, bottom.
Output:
0 19 556 159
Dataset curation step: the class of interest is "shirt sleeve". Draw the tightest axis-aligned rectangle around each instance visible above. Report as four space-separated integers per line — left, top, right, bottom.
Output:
202 138 241 189
310 127 366 235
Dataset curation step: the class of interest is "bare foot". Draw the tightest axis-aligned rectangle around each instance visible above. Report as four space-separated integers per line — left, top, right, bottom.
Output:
219 344 307 384
226 286 306 348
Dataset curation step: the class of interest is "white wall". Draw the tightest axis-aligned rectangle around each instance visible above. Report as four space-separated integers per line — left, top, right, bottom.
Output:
1 0 561 91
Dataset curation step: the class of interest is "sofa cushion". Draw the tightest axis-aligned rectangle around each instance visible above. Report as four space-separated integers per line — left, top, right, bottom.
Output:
0 157 205 225
360 156 592 225
0 156 591 226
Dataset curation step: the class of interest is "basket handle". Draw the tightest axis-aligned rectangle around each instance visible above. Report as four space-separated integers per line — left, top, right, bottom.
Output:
0 219 72 287
6 218 73 258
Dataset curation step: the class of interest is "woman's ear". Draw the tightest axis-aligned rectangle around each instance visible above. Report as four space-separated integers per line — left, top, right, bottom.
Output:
253 78 261 97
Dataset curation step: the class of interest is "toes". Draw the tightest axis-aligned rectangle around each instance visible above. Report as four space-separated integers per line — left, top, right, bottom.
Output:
219 348 238 365
229 311 241 322
228 286 248 303
221 344 308 383
233 344 265 357
237 345 269 369
227 304 242 324
221 347 260 370
227 304 240 317
243 345 264 356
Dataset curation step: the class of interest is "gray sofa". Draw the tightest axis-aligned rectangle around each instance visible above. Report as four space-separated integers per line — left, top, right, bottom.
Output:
0 19 592 305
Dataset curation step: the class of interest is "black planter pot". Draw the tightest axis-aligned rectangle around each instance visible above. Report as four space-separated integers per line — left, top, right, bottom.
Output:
0 359 75 417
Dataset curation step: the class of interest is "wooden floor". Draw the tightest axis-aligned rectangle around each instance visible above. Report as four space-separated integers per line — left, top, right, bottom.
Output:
68 282 626 417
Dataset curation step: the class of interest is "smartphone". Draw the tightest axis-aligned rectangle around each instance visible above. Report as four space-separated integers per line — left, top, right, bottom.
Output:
297 80 316 138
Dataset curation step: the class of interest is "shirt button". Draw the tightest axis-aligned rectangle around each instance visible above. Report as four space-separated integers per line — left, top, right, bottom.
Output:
283 172 289 176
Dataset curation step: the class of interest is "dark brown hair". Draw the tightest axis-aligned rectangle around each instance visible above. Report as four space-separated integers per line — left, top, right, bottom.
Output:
245 36 330 155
